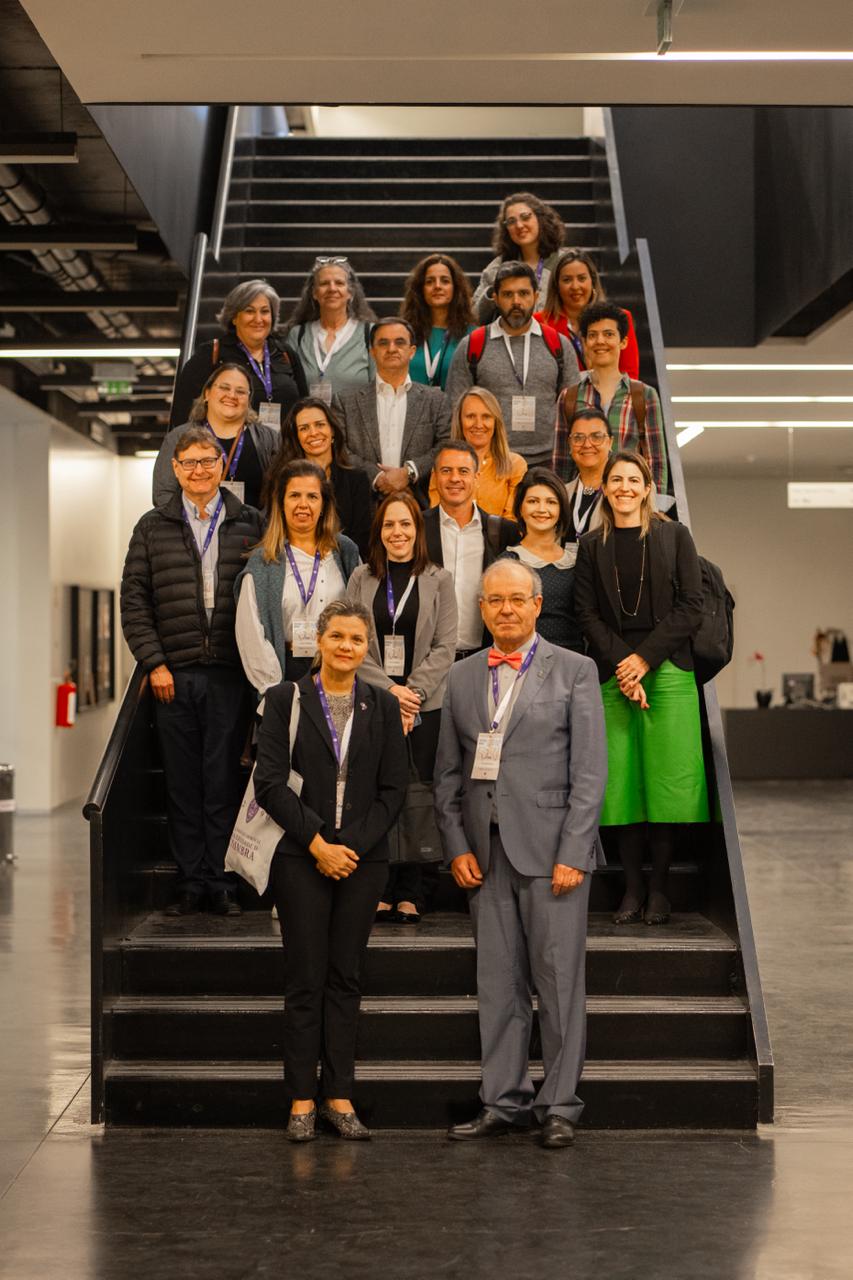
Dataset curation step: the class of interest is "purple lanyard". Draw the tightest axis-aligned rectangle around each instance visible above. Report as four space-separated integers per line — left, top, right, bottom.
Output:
567 327 585 365
183 494 224 560
314 675 354 766
204 421 246 479
285 543 321 607
237 339 273 400
385 570 416 633
535 256 544 284
489 636 539 731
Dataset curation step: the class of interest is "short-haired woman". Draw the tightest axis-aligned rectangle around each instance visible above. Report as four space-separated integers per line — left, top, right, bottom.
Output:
559 407 613 543
502 467 583 653
235 460 360 691
154 363 273 511
429 388 527 520
536 249 640 378
472 191 565 322
574 452 708 926
276 396 373 558
347 492 457 923
170 278 307 428
253 600 409 1140
400 254 475 391
285 257 376 398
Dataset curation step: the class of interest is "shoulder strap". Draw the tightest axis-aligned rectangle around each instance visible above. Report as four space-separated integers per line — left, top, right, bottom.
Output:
540 322 564 381
211 337 220 367
629 379 648 459
466 326 488 383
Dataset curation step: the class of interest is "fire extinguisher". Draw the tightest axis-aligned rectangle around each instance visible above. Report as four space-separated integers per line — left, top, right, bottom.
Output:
56 672 77 728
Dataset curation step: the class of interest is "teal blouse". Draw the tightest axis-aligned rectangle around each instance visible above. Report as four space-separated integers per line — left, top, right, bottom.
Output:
409 325 474 391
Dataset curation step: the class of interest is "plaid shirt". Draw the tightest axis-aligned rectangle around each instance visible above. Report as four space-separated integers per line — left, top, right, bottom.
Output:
552 372 669 494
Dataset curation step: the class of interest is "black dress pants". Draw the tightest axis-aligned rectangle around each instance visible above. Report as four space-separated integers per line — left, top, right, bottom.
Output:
154 664 247 894
273 853 387 1099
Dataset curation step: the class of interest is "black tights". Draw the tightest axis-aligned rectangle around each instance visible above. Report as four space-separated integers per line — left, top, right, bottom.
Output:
616 823 676 912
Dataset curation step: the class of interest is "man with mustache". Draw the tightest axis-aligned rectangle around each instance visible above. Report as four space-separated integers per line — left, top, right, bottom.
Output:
446 261 578 469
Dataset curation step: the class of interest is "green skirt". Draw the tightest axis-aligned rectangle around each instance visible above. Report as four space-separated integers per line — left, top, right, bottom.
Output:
600 660 709 826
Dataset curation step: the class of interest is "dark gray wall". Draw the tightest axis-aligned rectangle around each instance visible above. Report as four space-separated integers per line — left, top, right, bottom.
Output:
90 106 226 276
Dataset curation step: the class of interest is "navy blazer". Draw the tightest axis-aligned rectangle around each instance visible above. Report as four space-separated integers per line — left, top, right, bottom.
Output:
253 673 408 862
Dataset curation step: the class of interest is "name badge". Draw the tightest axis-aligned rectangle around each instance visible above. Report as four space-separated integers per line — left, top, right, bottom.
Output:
472 732 503 780
291 618 317 657
511 395 537 432
383 635 406 677
309 381 334 406
335 778 346 829
257 401 281 429
203 570 215 610
220 480 245 503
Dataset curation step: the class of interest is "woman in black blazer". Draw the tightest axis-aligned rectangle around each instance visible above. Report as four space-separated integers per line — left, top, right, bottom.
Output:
574 451 708 927
253 600 408 1142
274 396 372 557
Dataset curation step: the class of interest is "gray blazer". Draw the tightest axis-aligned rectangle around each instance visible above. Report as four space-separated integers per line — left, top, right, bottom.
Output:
346 562 457 712
433 637 607 875
337 381 451 484
152 420 279 509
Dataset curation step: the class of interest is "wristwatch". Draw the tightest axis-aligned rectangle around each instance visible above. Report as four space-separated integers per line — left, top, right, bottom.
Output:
405 460 417 485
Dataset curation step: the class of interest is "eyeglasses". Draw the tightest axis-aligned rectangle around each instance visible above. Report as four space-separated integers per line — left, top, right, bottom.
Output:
176 457 221 472
569 431 610 445
482 595 536 609
503 211 535 229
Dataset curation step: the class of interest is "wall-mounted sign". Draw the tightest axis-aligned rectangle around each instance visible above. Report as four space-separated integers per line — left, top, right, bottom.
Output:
787 483 853 509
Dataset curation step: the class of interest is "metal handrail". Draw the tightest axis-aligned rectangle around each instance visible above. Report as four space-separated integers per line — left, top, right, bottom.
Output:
601 108 630 264
209 105 239 263
177 230 208 370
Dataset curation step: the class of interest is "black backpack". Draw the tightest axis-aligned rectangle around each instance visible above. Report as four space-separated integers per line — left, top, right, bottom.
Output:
692 556 735 684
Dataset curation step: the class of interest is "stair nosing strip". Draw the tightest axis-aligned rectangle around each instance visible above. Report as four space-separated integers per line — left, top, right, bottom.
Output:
108 994 748 1014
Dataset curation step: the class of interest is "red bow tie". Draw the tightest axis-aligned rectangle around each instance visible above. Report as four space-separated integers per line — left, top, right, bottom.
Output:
488 649 523 670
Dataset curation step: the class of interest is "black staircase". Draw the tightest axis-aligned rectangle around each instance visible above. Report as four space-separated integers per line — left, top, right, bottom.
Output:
85 126 772 1130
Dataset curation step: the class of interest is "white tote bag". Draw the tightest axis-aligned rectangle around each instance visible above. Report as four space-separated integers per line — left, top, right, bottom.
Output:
225 685 303 895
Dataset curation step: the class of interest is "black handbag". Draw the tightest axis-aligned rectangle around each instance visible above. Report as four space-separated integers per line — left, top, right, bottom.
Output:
387 738 444 865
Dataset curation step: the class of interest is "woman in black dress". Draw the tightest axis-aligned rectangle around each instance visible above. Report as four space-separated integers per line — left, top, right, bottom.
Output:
253 600 408 1141
503 466 583 653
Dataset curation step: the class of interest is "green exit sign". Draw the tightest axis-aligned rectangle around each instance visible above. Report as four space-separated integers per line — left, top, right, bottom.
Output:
98 380 133 396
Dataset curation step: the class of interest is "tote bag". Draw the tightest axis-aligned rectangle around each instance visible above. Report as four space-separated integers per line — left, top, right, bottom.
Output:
225 685 303 894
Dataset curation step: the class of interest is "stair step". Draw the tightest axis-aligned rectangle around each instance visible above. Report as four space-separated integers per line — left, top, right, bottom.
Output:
119 911 739 998
216 198 593 225
214 221 605 249
229 178 596 201
243 137 593 157
108 993 749 1062
103 1058 759 1129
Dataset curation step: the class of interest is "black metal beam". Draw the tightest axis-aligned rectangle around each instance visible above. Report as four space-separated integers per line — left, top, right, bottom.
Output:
77 400 171 417
0 342 177 357
0 132 79 164
0 226 138 251
0 291 181 313
40 374 175 391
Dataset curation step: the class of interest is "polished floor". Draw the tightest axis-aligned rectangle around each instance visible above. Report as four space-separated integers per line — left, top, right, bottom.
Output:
1 782 852 1279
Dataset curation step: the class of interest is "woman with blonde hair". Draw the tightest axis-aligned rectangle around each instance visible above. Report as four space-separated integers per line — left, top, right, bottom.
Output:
428 388 527 520
235 459 360 690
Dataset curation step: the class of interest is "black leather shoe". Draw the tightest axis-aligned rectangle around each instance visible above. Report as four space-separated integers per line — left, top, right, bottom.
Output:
541 1115 575 1149
209 889 242 916
447 1109 511 1140
395 907 421 925
165 891 202 917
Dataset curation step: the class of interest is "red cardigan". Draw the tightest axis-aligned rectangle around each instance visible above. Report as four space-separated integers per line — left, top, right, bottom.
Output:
534 307 640 380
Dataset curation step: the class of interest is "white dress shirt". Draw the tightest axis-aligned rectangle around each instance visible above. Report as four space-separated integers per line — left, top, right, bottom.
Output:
439 503 485 650
376 374 412 471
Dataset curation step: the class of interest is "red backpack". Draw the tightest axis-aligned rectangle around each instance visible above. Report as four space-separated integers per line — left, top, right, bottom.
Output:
466 322 564 383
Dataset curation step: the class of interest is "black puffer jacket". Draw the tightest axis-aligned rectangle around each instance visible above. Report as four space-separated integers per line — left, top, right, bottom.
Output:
120 489 263 670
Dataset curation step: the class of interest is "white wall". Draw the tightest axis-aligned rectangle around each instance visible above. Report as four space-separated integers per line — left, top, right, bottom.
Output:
117 455 156 686
686 477 853 708
310 105 585 137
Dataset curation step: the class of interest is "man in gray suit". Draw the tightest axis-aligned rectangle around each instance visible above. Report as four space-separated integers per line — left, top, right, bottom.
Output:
337 317 450 497
434 559 607 1148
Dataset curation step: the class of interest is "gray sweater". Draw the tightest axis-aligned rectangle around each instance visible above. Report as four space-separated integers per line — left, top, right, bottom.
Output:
445 323 578 462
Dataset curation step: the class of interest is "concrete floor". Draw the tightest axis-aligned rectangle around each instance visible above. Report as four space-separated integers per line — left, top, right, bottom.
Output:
0 782 851 1279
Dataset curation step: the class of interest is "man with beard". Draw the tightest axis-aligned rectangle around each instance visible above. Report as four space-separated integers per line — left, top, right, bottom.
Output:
446 262 578 468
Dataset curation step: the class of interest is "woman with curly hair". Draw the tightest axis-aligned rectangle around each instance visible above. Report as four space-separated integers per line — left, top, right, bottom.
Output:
535 248 640 379
284 257 376 398
400 253 475 390
471 191 565 322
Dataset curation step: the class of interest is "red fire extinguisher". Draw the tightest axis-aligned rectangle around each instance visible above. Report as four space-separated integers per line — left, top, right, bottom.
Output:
56 672 77 728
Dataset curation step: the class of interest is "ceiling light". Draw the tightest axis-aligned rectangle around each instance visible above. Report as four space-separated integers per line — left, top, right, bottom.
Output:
676 424 704 448
0 346 180 359
672 396 853 404
667 363 853 372
134 450 160 459
674 420 853 428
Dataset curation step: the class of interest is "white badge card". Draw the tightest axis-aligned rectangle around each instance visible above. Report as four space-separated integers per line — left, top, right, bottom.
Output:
309 381 334 406
291 618 317 657
203 570 216 610
220 480 245 503
511 395 537 433
335 778 346 829
257 401 281 429
472 732 503 781
383 635 406 677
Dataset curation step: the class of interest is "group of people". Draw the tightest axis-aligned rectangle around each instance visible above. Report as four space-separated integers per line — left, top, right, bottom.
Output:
120 188 708 1148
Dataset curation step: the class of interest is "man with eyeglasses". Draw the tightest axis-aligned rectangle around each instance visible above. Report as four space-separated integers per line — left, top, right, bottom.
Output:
552 301 668 496
121 426 263 917
446 261 578 469
338 317 451 499
434 559 606 1149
